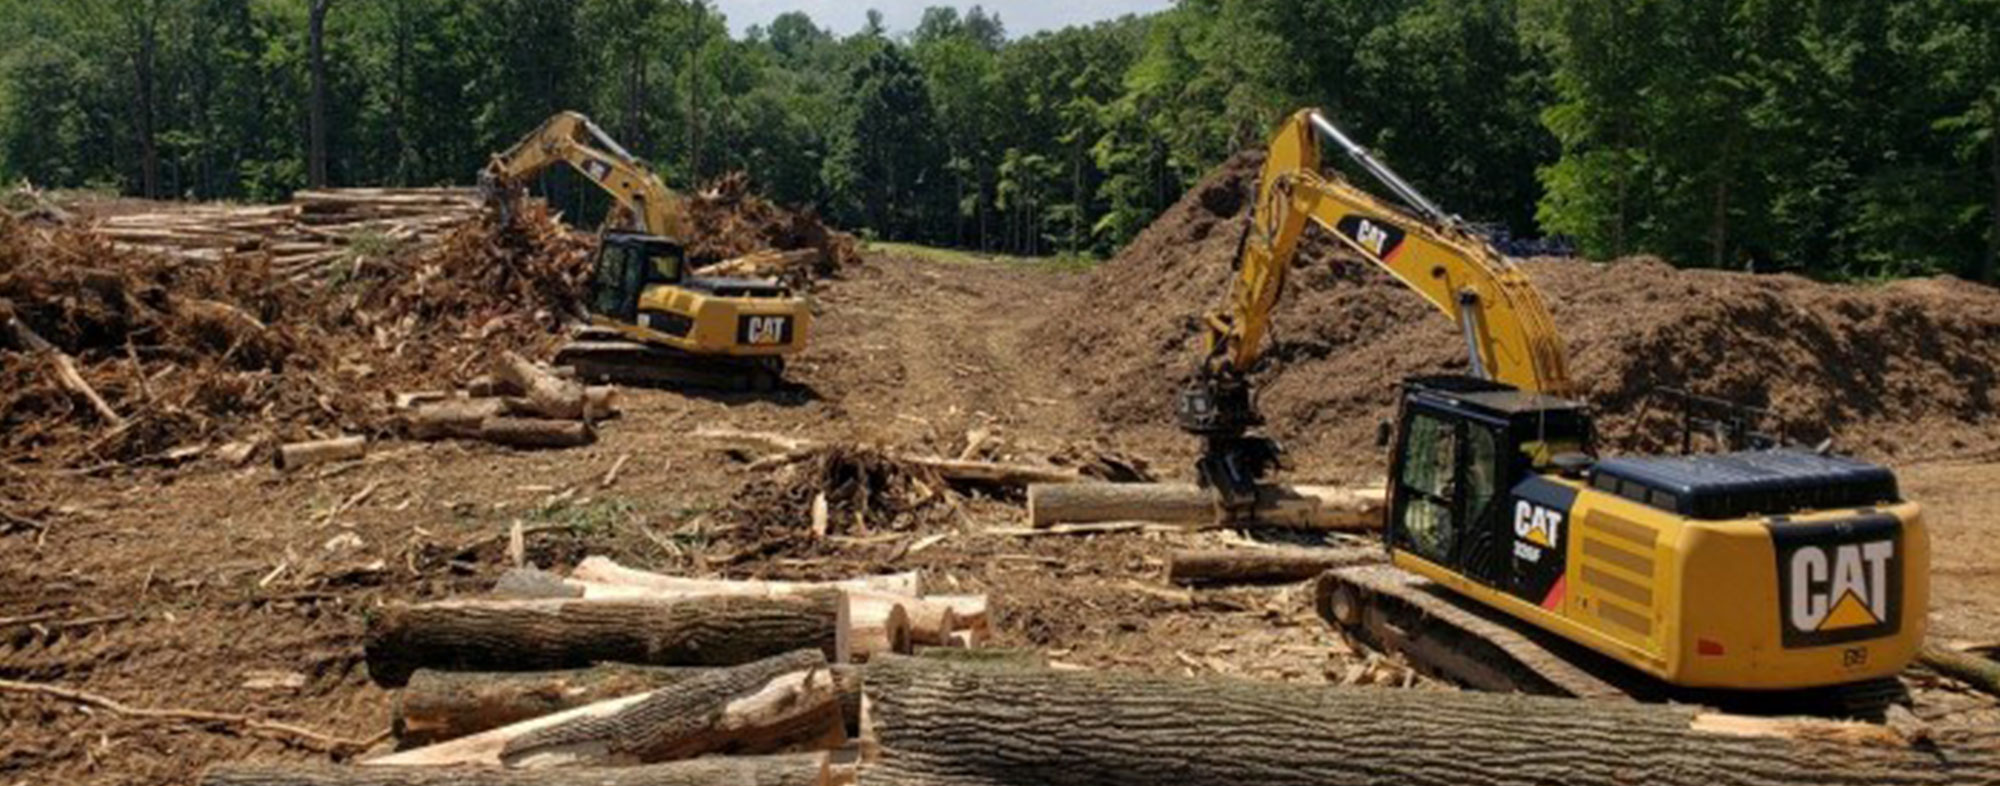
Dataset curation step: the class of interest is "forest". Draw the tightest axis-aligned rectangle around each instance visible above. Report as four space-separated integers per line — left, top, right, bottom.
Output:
0 0 1993 282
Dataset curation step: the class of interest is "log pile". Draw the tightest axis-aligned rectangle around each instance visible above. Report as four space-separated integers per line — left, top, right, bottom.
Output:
398 351 615 450
96 188 479 281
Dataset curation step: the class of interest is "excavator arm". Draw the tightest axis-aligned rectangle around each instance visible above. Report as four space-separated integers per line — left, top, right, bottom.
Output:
480 111 687 240
1181 109 1575 512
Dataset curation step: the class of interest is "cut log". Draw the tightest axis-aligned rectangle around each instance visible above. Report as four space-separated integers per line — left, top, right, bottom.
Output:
924 595 989 634
1028 482 1384 530
395 664 866 747
899 598 957 647
491 351 586 420
861 656 2000 786
584 386 617 419
395 665 702 746
1920 644 2000 698
845 594 912 662
405 398 507 440
1167 546 1386 586
571 556 922 597
477 417 593 449
372 650 845 769
363 591 850 688
275 436 366 471
205 755 835 786
690 428 1082 487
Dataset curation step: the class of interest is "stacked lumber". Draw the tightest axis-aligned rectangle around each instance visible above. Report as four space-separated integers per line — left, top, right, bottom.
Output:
96 188 478 281
398 351 616 450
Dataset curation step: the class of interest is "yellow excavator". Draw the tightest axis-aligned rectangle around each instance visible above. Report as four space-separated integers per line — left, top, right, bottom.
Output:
1183 109 1927 716
482 111 810 390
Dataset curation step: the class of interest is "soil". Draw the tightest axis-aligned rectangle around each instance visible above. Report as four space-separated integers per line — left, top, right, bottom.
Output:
1044 152 2000 478
4 164 2000 783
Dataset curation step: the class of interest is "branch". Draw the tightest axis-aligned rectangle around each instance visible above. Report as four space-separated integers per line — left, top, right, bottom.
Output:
0 678 386 755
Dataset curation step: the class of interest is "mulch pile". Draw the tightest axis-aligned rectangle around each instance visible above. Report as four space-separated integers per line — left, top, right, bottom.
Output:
1046 151 2000 467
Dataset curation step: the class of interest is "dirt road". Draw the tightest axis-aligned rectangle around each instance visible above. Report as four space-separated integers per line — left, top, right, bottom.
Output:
2 252 1996 784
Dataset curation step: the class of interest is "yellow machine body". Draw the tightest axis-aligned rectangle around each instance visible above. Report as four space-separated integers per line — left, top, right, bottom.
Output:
591 282 811 358
1394 493 1927 689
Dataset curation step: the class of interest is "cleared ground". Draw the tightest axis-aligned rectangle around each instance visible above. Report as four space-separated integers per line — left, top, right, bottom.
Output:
3 251 1997 785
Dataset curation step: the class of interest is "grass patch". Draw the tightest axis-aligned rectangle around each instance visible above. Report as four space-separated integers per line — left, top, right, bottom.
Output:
869 241 1097 273
530 496 640 537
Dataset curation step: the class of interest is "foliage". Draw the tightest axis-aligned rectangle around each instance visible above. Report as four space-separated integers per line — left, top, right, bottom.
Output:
0 0 1991 280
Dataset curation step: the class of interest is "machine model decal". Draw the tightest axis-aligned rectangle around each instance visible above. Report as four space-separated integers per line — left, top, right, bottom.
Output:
1508 477 1576 606
1769 514 1901 648
1335 216 1407 261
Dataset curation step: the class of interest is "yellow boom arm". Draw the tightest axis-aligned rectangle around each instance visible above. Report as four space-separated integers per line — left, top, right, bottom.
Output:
481 111 687 240
1202 109 1574 396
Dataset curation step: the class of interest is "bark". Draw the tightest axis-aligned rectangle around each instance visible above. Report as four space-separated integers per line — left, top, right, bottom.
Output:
275 436 366 471
1921 644 2000 698
562 574 947 653
405 399 507 441
307 0 333 188
570 557 922 597
862 657 2000 786
395 665 703 746
1029 483 1383 530
1167 547 1385 586
205 754 834 786
477 417 593 449
372 651 845 768
491 351 586 420
363 591 850 688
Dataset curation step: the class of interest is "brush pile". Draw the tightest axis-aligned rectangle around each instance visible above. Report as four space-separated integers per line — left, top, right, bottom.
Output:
687 172 859 285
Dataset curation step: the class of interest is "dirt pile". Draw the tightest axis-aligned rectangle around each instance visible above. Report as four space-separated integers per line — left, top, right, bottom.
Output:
1048 151 2000 467
687 172 859 278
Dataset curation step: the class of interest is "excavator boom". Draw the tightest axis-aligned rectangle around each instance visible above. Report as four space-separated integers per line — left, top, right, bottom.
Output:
1181 109 1573 510
481 111 687 240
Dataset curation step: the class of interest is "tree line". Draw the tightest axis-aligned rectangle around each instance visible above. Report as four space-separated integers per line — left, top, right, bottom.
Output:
0 0 1993 282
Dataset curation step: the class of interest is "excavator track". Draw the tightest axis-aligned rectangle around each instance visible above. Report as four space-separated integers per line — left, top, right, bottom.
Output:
557 329 783 392
1316 564 1907 720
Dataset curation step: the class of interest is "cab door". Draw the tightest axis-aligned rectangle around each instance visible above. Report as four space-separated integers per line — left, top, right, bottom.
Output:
1388 405 1513 589
589 241 646 322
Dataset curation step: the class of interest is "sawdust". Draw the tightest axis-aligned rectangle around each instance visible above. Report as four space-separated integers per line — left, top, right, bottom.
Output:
1047 151 2000 468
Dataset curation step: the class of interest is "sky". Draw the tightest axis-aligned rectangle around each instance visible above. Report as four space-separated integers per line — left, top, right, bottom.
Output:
713 0 1177 39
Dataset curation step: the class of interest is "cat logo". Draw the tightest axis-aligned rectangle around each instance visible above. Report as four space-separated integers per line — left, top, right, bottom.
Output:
1769 516 1902 648
1512 500 1564 562
738 315 791 346
1335 216 1406 260
1788 541 1894 633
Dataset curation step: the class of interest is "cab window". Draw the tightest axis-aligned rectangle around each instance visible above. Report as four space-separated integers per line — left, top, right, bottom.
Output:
1399 413 1459 563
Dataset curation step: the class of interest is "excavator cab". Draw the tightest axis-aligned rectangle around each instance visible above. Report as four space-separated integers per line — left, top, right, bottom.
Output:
1386 376 1593 594
588 231 686 324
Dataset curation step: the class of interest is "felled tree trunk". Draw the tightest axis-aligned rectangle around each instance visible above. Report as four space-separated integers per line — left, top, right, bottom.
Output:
1167 547 1385 586
204 753 838 786
492 351 586 420
860 657 2000 786
371 650 845 769
570 557 922 597
394 664 867 746
478 417 593 449
1028 483 1382 530
275 436 366 471
406 399 507 441
363 592 849 688
1921 644 2000 698
395 665 702 746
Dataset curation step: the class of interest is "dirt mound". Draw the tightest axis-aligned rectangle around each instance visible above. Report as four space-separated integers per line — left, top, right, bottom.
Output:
1047 151 2000 468
687 172 859 278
